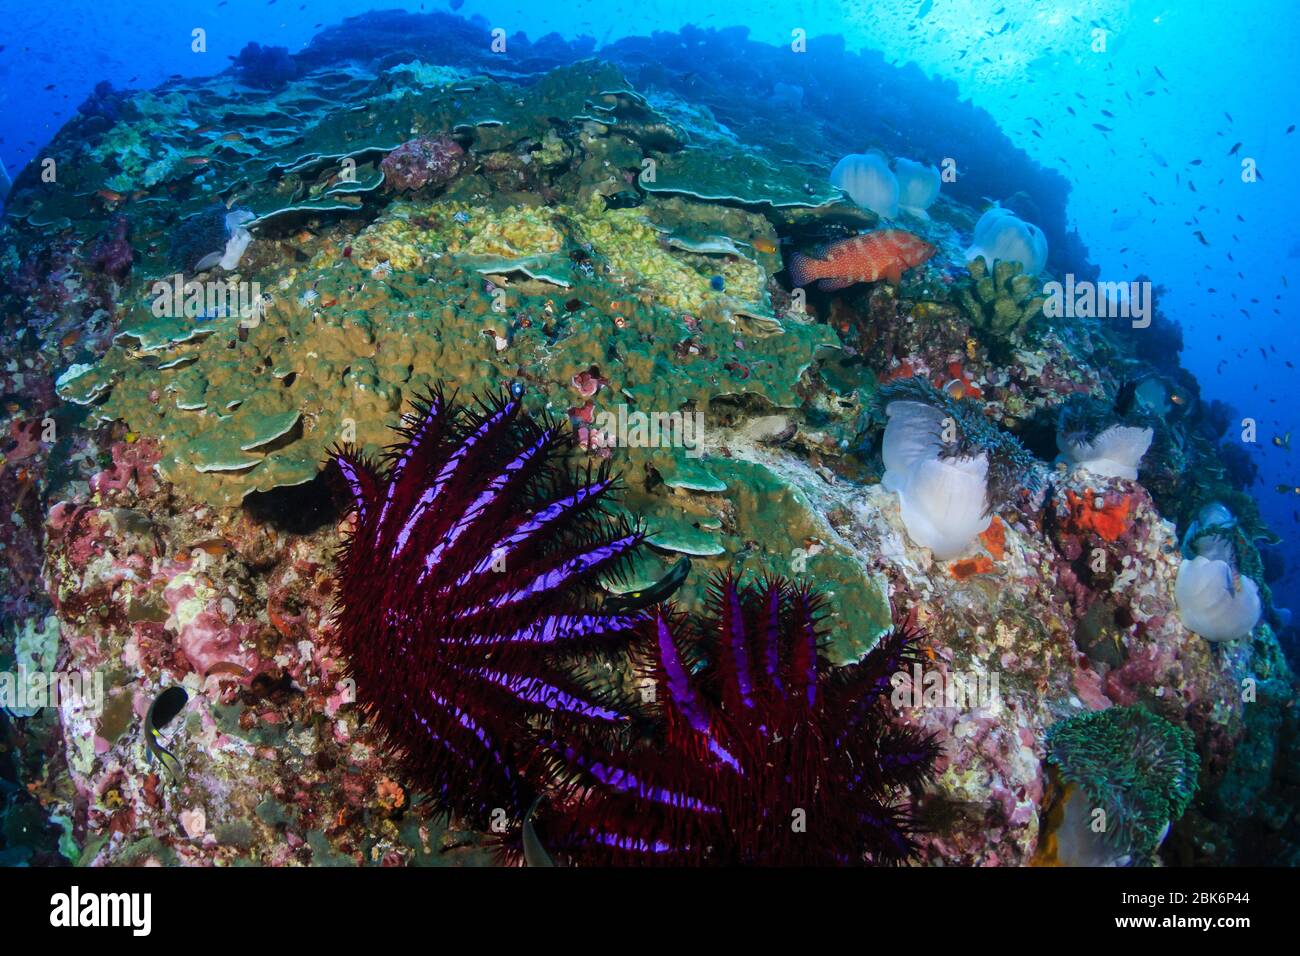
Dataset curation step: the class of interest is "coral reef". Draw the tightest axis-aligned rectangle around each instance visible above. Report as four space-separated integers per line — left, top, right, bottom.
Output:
956 257 1046 351
0 11 1293 870
379 135 468 193
231 42 298 89
90 215 132 282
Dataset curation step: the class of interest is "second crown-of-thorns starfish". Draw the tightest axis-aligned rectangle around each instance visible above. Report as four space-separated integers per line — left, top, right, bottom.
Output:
534 574 942 865
329 387 645 826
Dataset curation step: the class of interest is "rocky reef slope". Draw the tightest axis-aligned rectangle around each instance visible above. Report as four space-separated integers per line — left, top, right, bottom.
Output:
0 15 1294 867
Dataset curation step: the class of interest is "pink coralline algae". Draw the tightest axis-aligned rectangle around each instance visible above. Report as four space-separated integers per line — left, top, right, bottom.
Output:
161 570 259 676
90 439 161 497
379 135 468 192
90 215 133 281
5 418 43 465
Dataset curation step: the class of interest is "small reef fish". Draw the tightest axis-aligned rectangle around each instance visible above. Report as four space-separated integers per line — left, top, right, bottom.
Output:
144 686 189 780
1273 433 1291 451
787 229 936 291
603 557 692 613
601 190 643 210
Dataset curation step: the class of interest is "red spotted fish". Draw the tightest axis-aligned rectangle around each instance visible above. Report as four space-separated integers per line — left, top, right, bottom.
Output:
787 229 936 290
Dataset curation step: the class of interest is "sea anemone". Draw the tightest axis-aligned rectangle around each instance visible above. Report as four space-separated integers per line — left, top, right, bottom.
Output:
1057 424 1154 480
882 400 991 560
329 388 645 824
1045 706 1199 865
1175 555 1262 642
879 377 1039 559
965 206 1048 276
895 157 941 219
830 151 899 218
1055 394 1154 480
535 575 940 865
1180 501 1238 562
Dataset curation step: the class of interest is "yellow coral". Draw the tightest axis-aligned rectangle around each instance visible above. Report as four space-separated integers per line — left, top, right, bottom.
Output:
350 219 425 272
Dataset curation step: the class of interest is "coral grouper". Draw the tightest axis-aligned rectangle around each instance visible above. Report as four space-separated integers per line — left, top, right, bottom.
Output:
329 389 644 825
787 228 936 290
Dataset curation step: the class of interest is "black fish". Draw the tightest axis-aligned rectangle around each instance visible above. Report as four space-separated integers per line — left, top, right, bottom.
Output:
603 557 691 612
1228 142 1242 155
601 190 643 210
1113 380 1138 416
144 686 188 778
